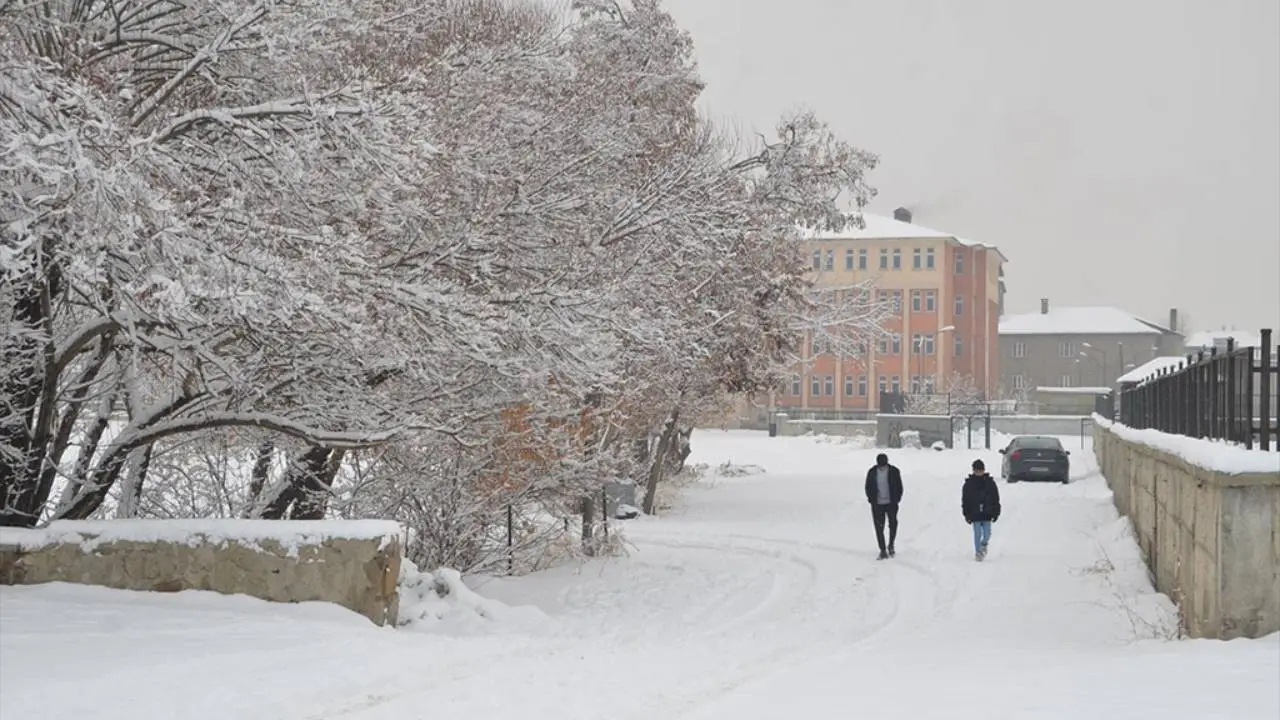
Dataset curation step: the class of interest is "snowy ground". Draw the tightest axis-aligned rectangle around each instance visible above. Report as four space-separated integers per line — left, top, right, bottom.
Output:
3 430 1277 720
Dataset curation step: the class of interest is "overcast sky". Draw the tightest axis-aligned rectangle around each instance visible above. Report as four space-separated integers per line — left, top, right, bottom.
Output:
665 0 1280 335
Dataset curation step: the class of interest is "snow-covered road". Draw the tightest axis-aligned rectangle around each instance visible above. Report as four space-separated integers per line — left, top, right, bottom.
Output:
2 431 1276 719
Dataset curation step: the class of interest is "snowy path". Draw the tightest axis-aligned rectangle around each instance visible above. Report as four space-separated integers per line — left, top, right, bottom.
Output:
2 431 1277 720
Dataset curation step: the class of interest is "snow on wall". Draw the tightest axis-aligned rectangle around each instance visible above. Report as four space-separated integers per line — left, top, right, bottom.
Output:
0 519 404 557
1093 415 1280 475
1116 356 1188 384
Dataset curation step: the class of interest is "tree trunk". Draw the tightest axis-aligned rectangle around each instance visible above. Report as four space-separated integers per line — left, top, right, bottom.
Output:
0 251 61 527
641 408 681 515
253 445 334 519
115 446 153 519
289 448 345 520
580 494 595 556
247 441 275 504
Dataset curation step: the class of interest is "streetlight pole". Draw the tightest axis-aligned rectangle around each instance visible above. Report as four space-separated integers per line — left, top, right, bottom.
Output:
1081 342 1109 385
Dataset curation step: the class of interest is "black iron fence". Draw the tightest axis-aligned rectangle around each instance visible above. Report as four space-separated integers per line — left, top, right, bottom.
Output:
1119 329 1277 451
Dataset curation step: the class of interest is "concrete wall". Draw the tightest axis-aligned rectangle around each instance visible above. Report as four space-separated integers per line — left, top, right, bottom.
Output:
876 415 954 448
777 414 878 438
1093 424 1280 639
0 521 402 626
988 415 1092 437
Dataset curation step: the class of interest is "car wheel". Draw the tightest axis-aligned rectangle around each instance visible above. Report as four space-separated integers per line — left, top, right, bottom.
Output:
1007 477 1018 484
1060 476 1069 485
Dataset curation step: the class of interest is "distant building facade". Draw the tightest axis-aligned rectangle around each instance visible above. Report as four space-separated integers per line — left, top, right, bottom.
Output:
772 208 1006 414
999 299 1184 393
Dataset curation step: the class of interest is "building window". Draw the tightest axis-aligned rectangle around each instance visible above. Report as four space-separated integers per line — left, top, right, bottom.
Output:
954 333 963 358
923 334 935 355
892 249 902 270
891 290 902 312
910 375 921 394
955 253 965 274
925 290 936 312
923 375 936 393
844 248 854 270
811 335 820 356
911 290 922 312
878 336 888 354
890 376 901 394
1013 341 1026 359
812 250 821 270
879 248 889 269
811 376 821 396
912 248 922 270
926 248 936 270
824 249 834 271
844 375 854 396
824 376 834 396
891 333 902 354
858 249 868 270
1013 374 1027 390
878 375 888 393
858 375 868 396
791 374 801 396
1060 375 1073 388
954 294 964 316
1059 340 1075 358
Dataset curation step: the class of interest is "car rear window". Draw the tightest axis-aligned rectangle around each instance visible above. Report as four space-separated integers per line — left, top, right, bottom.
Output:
1014 437 1063 450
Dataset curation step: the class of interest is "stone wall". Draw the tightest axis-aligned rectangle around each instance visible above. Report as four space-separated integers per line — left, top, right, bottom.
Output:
1093 424 1280 639
0 519 402 626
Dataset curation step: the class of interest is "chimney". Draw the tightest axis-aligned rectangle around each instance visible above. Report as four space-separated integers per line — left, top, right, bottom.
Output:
1168 308 1178 332
893 207 913 224
1040 298 1049 315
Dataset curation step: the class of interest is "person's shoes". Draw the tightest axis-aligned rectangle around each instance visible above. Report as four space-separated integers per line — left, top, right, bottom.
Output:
975 551 984 562
877 550 889 560
980 541 989 555
887 545 896 558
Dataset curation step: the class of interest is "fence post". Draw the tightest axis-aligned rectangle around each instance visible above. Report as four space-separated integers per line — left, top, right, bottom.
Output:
1225 339 1237 444
1261 329 1274 452
507 504 514 574
1244 345 1256 449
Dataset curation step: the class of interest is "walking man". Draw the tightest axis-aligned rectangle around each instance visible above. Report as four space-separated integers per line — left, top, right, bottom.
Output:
864 453 903 560
962 459 1001 561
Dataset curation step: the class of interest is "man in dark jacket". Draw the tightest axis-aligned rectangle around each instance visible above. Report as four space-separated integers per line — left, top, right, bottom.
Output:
865 453 904 560
961 459 1001 561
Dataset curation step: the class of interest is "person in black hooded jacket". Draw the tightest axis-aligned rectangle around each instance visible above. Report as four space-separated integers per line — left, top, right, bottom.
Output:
961 459 1000 561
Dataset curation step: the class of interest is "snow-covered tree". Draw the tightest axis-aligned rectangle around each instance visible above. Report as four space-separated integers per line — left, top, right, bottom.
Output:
2 0 891 572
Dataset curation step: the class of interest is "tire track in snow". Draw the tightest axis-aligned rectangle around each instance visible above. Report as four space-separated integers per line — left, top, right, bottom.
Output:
624 532 943 720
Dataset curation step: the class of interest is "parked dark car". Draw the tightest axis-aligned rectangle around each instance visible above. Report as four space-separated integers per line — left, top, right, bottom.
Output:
999 436 1071 484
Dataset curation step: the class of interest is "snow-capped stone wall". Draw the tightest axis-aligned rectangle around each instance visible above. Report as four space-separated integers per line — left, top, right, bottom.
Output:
1092 417 1280 639
0 519 403 626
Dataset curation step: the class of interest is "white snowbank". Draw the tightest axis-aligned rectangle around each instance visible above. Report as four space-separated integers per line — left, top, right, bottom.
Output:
1035 386 1112 395
0 519 404 556
397 560 548 633
1094 415 1280 475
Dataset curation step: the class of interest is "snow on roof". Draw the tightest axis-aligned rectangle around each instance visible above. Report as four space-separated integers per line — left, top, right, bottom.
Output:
1117 356 1188 384
1184 329 1265 349
999 306 1173 336
1094 414 1280 475
1034 386 1113 395
802 213 1007 259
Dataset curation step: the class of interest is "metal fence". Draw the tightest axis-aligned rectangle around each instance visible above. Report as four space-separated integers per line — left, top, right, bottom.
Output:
1118 329 1277 451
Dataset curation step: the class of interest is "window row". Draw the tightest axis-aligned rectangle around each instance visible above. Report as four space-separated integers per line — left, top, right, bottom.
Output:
1010 341 1078 359
806 332 965 358
1010 374 1074 390
811 248 968 274
790 374 870 397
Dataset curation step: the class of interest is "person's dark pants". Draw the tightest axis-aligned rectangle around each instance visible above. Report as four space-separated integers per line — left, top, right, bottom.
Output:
871 502 899 553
